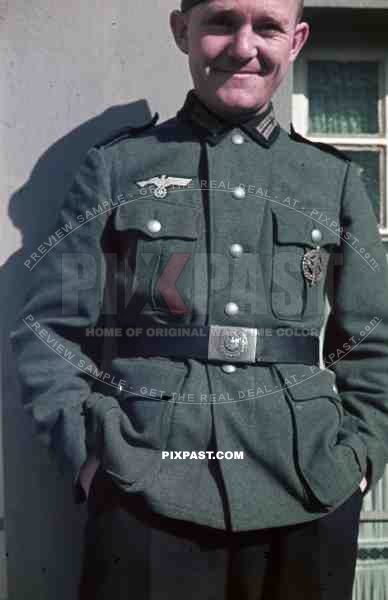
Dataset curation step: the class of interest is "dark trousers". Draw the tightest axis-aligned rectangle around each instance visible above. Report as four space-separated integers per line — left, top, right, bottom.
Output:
78 468 363 600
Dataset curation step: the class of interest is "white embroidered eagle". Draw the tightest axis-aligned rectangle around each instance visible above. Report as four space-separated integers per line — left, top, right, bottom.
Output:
136 175 193 199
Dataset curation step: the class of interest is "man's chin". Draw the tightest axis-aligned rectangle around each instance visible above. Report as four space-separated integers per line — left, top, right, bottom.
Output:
212 93 268 119
195 87 269 119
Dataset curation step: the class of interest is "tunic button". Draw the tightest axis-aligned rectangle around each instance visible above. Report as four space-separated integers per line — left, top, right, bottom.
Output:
225 302 239 316
311 228 322 244
230 243 244 258
233 186 246 200
231 133 244 145
221 364 237 374
146 219 162 234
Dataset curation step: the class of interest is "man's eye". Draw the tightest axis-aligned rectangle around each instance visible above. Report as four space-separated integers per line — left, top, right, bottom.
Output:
255 23 282 35
205 16 235 29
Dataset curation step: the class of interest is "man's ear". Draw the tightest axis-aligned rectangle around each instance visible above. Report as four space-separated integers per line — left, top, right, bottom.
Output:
289 21 310 63
170 10 189 55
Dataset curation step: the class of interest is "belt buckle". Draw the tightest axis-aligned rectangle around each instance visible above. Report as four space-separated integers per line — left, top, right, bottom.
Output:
208 325 258 363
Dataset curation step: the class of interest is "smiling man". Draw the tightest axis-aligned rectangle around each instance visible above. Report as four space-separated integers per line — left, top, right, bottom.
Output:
171 0 308 118
9 0 388 599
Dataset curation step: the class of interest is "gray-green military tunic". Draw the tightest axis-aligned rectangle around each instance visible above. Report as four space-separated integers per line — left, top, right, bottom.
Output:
10 90 388 531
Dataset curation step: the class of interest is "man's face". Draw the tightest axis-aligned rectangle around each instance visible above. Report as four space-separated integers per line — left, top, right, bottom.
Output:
171 0 309 118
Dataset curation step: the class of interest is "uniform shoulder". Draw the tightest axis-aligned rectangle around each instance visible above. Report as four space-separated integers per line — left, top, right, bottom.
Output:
94 112 160 149
288 124 352 163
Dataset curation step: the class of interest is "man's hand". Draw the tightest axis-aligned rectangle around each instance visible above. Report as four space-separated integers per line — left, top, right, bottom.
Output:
78 454 101 499
359 476 368 494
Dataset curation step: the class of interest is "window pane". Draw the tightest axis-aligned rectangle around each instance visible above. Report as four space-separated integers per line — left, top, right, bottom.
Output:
308 61 379 135
344 149 382 221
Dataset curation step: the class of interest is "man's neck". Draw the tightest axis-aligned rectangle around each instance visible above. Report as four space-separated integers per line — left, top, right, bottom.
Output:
195 92 270 126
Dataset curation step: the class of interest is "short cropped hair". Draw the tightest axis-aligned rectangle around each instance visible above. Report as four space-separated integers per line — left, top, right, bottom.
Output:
297 0 304 22
181 0 305 23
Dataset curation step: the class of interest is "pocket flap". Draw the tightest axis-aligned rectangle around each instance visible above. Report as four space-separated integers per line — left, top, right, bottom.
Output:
114 198 201 240
275 365 339 401
111 356 187 400
272 208 341 248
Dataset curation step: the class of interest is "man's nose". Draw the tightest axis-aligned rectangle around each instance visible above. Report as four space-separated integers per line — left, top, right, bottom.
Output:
228 26 258 61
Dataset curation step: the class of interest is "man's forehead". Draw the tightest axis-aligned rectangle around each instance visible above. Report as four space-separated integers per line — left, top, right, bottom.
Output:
182 0 299 19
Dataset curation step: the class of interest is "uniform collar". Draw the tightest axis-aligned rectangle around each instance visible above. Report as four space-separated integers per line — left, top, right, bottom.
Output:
176 90 280 148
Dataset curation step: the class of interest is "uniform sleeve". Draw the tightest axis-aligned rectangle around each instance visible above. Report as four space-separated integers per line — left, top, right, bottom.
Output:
324 161 388 494
9 146 119 504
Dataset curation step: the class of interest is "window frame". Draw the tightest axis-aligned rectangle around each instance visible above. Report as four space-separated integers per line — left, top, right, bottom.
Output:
293 48 388 239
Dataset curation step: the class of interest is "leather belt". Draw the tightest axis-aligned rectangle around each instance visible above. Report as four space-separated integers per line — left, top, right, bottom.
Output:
116 326 320 366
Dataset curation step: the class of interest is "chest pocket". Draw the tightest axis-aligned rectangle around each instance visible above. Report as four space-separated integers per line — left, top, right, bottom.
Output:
270 208 341 320
113 198 201 318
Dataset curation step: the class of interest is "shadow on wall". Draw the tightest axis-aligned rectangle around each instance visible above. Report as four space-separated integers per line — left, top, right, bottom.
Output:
1 100 152 600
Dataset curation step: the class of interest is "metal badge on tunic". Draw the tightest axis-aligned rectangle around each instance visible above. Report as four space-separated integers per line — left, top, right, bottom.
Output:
302 248 328 286
136 175 193 199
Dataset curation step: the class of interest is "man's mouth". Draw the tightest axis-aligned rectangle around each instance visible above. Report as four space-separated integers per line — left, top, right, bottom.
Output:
212 68 259 77
230 72 258 78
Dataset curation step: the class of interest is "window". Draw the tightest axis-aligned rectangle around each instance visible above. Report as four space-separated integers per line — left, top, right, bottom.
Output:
293 50 388 239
